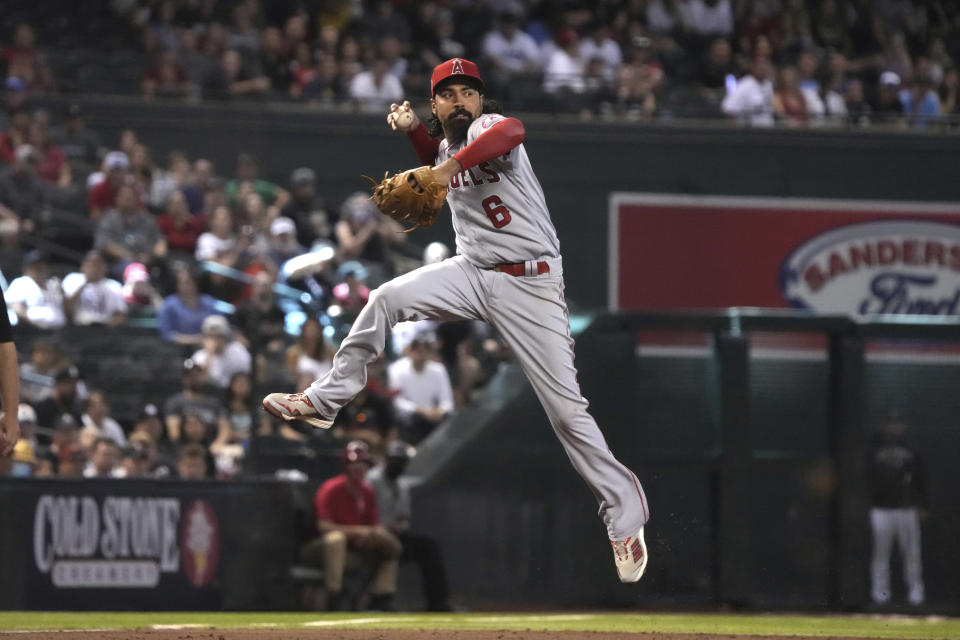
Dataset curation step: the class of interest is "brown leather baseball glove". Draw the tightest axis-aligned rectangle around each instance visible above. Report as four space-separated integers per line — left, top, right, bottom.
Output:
368 166 447 231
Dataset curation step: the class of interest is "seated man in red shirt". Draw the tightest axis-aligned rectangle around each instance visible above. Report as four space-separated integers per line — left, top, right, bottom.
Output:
301 440 401 611
88 151 129 219
156 189 204 257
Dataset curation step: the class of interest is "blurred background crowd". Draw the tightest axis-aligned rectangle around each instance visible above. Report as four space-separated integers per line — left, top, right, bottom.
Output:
0 107 510 482
0 0 959 125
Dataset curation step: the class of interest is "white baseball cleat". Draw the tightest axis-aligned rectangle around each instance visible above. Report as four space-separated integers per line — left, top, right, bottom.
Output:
611 527 648 583
262 392 333 430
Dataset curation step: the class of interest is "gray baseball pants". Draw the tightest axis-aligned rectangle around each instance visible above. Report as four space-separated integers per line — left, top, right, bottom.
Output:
305 255 649 539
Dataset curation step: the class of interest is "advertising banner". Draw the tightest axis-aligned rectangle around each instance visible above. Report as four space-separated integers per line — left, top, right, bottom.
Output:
25 483 221 609
609 193 960 317
1 479 295 610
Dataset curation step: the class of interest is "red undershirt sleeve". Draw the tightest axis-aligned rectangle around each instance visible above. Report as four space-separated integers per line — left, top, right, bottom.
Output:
453 117 526 171
405 122 442 166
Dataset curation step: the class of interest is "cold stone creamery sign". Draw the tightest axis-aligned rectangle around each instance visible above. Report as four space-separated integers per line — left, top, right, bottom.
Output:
781 221 960 316
33 495 219 589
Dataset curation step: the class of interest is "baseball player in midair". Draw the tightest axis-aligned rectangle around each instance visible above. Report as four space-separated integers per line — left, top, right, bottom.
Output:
264 58 650 582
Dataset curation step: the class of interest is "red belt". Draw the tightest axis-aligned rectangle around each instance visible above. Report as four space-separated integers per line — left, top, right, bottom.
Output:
494 261 550 277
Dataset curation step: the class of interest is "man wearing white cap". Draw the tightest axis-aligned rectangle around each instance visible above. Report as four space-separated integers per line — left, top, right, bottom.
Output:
88 150 130 219
190 315 251 389
266 216 306 268
872 71 905 124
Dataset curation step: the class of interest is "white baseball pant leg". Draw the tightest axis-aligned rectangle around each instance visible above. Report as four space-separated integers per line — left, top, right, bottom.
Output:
870 508 895 604
897 508 925 605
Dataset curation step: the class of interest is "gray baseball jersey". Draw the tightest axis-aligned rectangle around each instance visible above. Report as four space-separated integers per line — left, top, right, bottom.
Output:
436 113 561 266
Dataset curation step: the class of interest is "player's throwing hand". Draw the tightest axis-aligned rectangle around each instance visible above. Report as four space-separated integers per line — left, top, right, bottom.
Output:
387 101 419 131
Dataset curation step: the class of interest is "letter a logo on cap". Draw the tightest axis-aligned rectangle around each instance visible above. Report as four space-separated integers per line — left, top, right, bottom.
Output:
431 58 483 96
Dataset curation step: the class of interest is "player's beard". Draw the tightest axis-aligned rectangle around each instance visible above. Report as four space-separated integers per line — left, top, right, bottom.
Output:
443 108 474 145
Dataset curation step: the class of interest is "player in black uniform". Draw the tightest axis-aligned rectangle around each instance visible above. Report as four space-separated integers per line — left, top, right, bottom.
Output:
0 290 20 455
869 413 927 606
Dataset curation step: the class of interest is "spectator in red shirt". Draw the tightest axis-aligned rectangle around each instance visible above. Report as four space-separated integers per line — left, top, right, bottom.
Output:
773 66 809 125
0 107 31 164
28 120 70 187
1 24 54 94
157 190 204 256
289 42 319 99
88 151 129 219
300 440 401 611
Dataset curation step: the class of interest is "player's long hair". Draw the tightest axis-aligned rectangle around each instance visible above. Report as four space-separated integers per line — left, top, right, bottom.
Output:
427 98 502 139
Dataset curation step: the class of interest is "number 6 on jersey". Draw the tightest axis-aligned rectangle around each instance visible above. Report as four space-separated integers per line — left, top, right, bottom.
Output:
482 195 512 228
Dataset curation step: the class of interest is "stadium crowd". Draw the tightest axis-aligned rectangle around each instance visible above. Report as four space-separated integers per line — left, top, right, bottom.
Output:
0 95 505 482
0 0 959 126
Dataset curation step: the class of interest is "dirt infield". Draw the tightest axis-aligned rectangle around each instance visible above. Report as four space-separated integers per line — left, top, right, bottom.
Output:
0 630 877 640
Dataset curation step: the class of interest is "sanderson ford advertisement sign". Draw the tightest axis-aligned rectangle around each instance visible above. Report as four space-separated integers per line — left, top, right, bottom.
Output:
781 221 960 316
19 486 222 610
609 193 960 316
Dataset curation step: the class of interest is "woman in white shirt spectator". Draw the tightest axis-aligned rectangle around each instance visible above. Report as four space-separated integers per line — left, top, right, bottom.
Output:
195 204 236 262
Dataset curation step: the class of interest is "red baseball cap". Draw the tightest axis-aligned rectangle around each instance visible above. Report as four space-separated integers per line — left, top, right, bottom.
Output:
430 58 484 96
